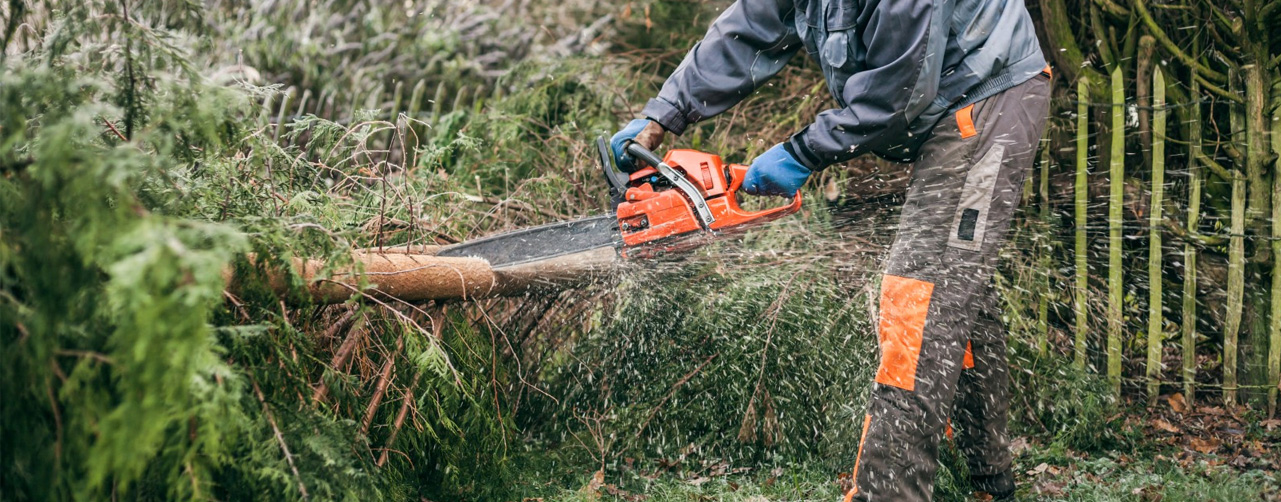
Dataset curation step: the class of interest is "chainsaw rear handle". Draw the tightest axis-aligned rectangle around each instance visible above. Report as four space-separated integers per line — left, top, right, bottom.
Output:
723 163 803 226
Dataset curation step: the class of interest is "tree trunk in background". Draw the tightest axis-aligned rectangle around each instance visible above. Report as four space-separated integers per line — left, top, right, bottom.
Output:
1033 0 1104 97
1108 67 1125 398
1243 62 1274 406
1135 36 1155 173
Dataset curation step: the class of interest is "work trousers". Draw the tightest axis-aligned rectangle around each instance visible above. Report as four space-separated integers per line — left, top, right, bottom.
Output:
847 72 1051 501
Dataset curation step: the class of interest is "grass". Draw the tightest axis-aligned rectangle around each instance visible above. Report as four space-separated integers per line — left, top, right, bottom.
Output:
503 444 1279 502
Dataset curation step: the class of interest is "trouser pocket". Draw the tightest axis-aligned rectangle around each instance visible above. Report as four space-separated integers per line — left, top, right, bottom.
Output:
947 143 1005 252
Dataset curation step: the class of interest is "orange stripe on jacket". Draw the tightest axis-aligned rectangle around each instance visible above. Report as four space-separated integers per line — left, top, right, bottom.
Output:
875 275 934 392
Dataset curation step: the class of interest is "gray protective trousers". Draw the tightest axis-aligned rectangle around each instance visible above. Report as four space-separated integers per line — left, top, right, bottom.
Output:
846 71 1051 501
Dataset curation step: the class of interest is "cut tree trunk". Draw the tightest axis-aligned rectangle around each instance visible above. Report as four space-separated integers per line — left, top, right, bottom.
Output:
226 247 619 305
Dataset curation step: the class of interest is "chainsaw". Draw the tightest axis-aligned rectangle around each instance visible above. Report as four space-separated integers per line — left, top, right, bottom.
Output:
435 138 802 267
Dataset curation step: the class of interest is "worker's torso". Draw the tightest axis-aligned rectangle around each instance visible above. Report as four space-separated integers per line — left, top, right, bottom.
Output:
793 0 1045 160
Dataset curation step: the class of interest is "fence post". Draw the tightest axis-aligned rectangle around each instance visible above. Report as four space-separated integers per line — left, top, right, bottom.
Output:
1225 70 1245 408
1270 107 1280 417
1037 139 1051 357
1076 76 1091 370
452 85 471 116
315 89 330 119
408 80 427 122
431 82 447 124
1183 78 1202 405
274 87 295 143
1108 67 1125 398
294 89 312 122
387 80 405 161
406 79 428 168
1226 169 1245 408
1147 67 1166 406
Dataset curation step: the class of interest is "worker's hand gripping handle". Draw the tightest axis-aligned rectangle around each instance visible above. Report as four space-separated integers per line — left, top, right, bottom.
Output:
723 163 803 226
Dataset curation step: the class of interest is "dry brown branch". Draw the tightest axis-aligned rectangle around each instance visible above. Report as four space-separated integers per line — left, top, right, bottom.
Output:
376 371 421 467
360 333 404 437
312 309 362 404
634 353 719 440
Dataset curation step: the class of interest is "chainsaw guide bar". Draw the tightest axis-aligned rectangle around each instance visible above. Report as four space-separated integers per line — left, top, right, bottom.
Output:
435 138 802 270
435 214 621 269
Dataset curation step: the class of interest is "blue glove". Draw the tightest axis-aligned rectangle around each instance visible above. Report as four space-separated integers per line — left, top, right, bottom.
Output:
610 118 650 172
742 143 811 197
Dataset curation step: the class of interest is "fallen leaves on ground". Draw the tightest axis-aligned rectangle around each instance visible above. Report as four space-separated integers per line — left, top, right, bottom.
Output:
1151 418 1181 434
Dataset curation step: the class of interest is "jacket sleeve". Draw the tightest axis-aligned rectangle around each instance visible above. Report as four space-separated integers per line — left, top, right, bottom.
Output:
785 0 951 170
641 0 802 136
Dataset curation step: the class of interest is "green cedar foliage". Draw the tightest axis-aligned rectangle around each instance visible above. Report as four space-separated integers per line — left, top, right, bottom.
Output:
1 26 252 502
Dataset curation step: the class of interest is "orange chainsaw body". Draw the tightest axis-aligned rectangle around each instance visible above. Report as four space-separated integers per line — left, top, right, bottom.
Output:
614 149 802 247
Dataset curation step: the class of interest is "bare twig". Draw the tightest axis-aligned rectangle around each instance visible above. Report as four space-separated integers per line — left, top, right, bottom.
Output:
252 378 309 500
102 118 127 141
634 353 719 439
376 371 421 467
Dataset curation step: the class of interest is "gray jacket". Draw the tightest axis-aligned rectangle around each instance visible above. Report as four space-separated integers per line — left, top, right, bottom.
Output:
640 0 1047 167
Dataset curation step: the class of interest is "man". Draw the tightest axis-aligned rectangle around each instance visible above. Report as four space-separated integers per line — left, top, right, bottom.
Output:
610 0 1050 499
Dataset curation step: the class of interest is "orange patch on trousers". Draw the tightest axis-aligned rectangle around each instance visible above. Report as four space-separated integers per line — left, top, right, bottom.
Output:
876 275 934 392
956 104 977 139
844 413 873 501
